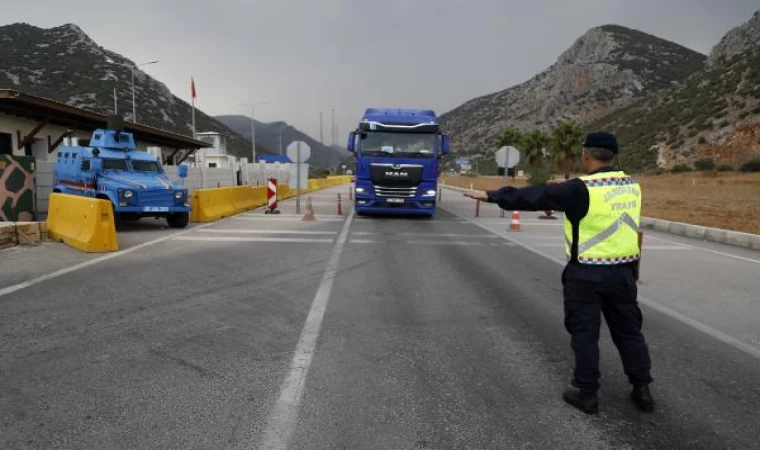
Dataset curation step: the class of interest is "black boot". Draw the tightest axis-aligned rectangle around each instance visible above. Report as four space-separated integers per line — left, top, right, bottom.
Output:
630 385 655 412
563 386 599 415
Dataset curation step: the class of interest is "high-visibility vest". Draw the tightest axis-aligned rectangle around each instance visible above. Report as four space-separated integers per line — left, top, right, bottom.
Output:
564 171 641 265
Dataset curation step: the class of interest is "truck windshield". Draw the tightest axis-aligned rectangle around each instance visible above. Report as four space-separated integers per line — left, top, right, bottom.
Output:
131 160 160 172
102 158 128 171
360 132 435 158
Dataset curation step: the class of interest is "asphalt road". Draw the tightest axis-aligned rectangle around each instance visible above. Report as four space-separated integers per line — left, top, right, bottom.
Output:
1 185 759 449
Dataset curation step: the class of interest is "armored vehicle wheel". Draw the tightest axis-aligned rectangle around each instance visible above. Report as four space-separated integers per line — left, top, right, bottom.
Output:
167 212 189 228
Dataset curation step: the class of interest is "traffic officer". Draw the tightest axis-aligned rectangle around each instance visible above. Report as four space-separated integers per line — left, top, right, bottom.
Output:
465 132 654 415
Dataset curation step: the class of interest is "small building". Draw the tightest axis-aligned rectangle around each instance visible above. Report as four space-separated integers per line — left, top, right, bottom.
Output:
0 89 207 164
194 131 237 168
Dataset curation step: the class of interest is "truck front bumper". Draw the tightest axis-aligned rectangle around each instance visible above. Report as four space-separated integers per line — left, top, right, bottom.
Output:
354 197 436 215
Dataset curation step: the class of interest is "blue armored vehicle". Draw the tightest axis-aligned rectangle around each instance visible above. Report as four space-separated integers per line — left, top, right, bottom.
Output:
53 117 190 228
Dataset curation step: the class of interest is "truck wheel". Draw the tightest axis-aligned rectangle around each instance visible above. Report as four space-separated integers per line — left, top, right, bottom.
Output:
167 212 189 228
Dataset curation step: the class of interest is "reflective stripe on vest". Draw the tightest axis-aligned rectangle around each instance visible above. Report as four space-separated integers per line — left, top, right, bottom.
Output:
564 171 641 265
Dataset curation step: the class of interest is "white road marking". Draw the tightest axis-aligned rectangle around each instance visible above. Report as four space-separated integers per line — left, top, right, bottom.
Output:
405 240 499 246
475 220 562 226
233 216 346 222
444 206 760 362
173 236 334 244
258 208 355 450
524 243 691 251
352 218 467 224
646 234 760 265
347 239 512 247
197 229 338 235
351 232 498 238
0 223 214 299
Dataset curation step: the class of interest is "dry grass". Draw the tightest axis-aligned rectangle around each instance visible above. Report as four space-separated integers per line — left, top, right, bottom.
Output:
442 173 760 235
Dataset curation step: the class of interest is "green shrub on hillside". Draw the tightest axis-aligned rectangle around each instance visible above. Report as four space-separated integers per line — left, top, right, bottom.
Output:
694 158 715 171
671 164 693 173
739 159 760 172
717 164 734 172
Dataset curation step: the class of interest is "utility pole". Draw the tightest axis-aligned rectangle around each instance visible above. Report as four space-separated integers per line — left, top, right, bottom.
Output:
331 108 335 146
319 111 324 144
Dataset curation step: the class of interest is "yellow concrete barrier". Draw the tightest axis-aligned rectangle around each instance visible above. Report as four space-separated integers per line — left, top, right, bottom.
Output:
230 186 267 213
191 187 235 222
192 186 272 222
46 193 118 253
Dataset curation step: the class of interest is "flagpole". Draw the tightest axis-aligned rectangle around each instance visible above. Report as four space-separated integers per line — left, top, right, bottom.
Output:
191 76 197 139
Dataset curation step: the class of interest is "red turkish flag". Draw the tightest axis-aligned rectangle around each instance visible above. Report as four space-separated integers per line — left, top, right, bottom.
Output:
191 77 197 99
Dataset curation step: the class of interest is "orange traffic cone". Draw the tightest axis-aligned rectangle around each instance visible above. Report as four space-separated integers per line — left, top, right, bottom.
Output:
510 211 521 231
302 196 316 221
539 209 557 220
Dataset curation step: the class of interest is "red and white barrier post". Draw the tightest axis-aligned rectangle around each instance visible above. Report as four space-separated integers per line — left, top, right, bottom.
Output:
265 178 280 214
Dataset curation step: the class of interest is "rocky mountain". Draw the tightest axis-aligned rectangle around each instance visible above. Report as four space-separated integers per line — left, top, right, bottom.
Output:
0 22 338 168
707 10 760 67
592 10 760 170
215 115 350 168
439 25 706 153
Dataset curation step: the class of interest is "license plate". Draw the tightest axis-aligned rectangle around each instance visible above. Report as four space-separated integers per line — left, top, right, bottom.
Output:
143 206 169 212
386 198 404 204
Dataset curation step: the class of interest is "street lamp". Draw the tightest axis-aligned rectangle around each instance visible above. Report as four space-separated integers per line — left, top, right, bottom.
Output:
278 124 292 155
131 60 159 123
105 57 158 123
107 74 119 115
236 101 269 163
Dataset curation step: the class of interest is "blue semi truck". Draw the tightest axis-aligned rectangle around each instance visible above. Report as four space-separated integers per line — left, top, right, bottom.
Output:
53 118 191 228
346 108 450 216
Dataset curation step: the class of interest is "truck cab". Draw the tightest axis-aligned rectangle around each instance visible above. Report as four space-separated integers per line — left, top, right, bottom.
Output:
53 125 191 228
347 108 450 216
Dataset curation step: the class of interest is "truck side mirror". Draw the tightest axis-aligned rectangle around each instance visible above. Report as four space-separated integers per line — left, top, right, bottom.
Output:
178 164 189 178
91 158 103 174
441 134 451 155
347 132 356 153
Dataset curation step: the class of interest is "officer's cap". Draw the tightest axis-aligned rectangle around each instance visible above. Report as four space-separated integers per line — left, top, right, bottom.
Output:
583 132 618 154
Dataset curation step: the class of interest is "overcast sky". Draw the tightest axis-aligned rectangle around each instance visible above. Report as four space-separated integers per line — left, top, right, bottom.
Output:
4 0 759 143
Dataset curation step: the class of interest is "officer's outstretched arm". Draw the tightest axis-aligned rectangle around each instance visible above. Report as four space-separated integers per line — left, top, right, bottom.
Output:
485 180 578 212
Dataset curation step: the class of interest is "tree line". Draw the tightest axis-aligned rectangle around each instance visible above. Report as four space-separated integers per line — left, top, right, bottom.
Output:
494 121 586 180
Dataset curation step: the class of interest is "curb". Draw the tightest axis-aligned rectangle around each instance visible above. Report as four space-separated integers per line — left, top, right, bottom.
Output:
639 218 760 251
440 184 760 251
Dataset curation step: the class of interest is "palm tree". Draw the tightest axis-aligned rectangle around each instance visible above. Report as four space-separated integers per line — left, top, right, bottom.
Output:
550 121 585 179
523 130 550 167
494 127 525 148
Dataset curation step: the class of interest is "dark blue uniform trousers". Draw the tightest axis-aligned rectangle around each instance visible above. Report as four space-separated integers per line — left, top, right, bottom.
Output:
562 263 653 392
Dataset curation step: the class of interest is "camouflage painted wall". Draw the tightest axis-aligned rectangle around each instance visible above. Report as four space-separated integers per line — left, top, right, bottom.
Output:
0 155 36 221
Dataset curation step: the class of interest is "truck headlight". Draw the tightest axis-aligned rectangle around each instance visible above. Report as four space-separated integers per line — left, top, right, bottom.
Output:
175 191 184 199
423 190 437 197
355 187 365 193
123 190 134 199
